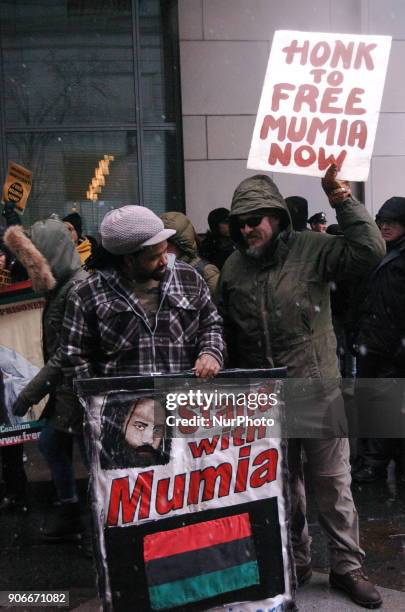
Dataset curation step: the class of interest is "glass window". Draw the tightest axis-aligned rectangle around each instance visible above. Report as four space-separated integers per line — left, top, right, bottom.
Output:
0 0 184 221
6 131 139 235
1 0 135 127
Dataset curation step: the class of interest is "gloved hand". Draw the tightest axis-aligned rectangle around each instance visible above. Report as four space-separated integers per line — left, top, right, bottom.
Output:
2 200 22 226
12 396 31 417
322 164 351 206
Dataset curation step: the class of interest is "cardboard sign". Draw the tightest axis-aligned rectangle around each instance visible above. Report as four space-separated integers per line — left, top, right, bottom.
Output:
78 373 294 612
2 162 33 211
247 31 391 181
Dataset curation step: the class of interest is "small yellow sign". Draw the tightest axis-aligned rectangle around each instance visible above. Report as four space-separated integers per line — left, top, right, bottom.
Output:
2 162 33 211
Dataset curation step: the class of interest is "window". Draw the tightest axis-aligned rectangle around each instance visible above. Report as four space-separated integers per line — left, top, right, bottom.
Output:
0 0 183 234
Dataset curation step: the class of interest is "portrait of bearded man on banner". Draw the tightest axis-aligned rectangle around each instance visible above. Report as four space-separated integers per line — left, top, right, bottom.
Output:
100 393 171 469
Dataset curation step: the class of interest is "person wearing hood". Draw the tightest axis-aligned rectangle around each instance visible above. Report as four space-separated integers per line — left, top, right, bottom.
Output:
285 196 309 232
4 219 88 540
216 165 385 609
199 207 235 270
63 212 97 265
351 197 405 484
161 211 220 295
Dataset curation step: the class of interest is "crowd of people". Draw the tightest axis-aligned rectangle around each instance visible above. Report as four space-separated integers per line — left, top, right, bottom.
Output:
1 163 404 609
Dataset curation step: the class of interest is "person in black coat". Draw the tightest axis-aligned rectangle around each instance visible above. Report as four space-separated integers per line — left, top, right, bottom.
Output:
352 197 405 482
199 207 235 270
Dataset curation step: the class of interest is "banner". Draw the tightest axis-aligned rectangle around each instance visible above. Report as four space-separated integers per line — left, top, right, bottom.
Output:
0 281 45 446
247 30 391 181
2 161 33 212
79 372 295 612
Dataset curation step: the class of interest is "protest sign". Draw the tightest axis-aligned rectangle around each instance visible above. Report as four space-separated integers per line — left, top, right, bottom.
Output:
78 371 294 612
2 161 33 211
247 31 391 181
0 281 45 446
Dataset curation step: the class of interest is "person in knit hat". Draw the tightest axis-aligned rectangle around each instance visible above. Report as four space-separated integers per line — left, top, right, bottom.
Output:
63 212 97 265
199 207 235 270
161 211 220 295
60 205 224 383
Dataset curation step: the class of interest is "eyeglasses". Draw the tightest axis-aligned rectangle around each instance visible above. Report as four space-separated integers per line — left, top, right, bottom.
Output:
236 215 265 229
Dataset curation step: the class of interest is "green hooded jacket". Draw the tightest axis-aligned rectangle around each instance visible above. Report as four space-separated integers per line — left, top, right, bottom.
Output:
161 212 220 295
11 219 87 432
216 175 385 392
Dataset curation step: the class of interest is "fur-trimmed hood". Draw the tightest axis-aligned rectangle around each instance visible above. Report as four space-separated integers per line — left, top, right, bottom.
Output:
4 219 81 292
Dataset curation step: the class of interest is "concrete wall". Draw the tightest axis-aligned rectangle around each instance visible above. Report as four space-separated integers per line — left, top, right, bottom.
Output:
178 0 403 231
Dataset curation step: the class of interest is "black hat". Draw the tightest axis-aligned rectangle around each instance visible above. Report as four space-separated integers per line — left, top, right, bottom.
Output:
326 223 343 236
376 197 405 225
308 212 327 225
207 208 229 232
62 212 82 238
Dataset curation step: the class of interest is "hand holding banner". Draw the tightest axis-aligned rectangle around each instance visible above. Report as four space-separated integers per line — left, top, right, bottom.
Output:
2 162 33 212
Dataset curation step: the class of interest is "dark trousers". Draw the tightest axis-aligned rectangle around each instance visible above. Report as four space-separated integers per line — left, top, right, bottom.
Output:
355 353 405 469
1 444 27 499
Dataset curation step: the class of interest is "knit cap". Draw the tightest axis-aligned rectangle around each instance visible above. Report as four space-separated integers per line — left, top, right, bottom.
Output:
101 205 175 255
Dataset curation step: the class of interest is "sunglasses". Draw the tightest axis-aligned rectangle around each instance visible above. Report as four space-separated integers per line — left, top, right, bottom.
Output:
236 215 265 229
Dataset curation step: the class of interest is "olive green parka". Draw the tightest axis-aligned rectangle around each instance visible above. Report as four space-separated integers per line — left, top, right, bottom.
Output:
161 212 220 295
216 175 385 393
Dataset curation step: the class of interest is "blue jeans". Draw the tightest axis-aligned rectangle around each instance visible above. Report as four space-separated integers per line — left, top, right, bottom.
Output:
38 424 87 502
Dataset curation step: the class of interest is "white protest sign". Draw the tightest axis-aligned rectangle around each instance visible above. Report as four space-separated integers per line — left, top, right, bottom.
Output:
247 31 391 181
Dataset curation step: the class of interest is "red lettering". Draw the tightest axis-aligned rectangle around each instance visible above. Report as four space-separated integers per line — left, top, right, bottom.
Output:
234 445 251 493
354 42 377 70
348 121 367 149
188 463 232 503
293 84 319 112
249 449 278 488
294 145 317 167
344 88 366 115
337 120 349 146
310 68 327 83
107 473 153 526
178 405 198 434
260 115 287 140
307 118 337 145
327 70 344 86
156 474 186 515
287 117 307 142
317 148 347 171
310 41 331 67
320 88 343 114
331 40 355 69
282 39 309 65
188 436 220 458
268 142 291 166
271 83 295 112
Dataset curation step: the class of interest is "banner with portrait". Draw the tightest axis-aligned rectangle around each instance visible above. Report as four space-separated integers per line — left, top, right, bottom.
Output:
0 280 45 446
77 369 295 612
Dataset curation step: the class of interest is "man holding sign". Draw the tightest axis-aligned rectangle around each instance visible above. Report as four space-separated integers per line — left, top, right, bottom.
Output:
216 165 384 608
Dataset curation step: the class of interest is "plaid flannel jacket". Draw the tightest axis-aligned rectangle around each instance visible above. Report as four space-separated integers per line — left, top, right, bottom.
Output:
60 259 224 380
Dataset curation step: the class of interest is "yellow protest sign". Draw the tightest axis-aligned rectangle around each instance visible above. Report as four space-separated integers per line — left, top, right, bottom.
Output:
2 162 33 211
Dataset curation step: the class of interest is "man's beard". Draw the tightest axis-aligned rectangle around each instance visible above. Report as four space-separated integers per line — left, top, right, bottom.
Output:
245 243 269 259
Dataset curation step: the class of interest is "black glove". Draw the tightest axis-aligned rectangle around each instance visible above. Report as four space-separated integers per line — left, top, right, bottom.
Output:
2 201 22 226
12 396 31 417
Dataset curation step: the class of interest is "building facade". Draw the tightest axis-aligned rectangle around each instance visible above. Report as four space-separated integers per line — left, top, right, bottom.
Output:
1 1 405 234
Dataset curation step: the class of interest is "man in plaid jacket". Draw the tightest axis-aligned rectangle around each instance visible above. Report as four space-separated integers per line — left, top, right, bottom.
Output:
60 205 224 381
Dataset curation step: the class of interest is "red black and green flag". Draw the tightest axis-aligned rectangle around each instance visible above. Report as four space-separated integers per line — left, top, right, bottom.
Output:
143 512 260 610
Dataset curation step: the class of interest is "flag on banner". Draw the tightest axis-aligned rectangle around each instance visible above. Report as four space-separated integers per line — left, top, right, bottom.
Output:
144 513 260 610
